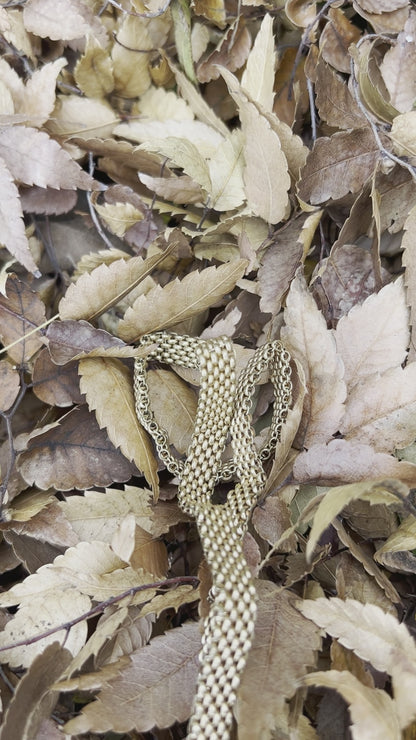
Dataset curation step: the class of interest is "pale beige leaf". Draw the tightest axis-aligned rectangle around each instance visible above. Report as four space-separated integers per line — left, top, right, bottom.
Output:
299 596 416 728
57 486 154 543
335 277 409 390
93 201 143 237
340 364 416 452
293 438 416 487
78 357 158 492
0 643 72 740
23 0 107 44
74 35 114 98
208 129 245 211
0 590 90 668
402 204 416 361
241 13 275 111
236 581 321 739
117 120 222 160
390 111 416 158
117 260 247 342
380 15 416 113
139 172 205 205
0 158 39 275
172 64 229 137
59 248 173 322
20 58 66 127
375 515 416 557
305 479 406 561
282 271 346 446
148 368 197 454
47 95 118 140
0 127 93 190
136 135 212 192
137 85 194 122
64 622 201 734
303 670 401 740
111 14 152 98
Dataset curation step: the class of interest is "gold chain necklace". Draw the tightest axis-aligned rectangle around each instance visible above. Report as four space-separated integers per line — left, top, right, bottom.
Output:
134 332 292 739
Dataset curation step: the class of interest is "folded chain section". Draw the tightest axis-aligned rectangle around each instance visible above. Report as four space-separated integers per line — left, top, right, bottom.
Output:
134 332 292 739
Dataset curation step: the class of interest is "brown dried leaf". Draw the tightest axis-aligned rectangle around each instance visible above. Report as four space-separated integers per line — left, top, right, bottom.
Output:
319 7 361 74
18 406 135 491
0 158 39 275
379 13 416 113
117 260 247 342
0 274 46 363
64 622 201 734
236 581 321 738
197 23 251 84
315 57 365 130
46 320 127 365
32 349 83 407
282 271 346 446
20 186 77 216
0 127 94 190
293 439 416 487
298 128 379 205
78 357 158 492
0 360 20 412
58 249 173 322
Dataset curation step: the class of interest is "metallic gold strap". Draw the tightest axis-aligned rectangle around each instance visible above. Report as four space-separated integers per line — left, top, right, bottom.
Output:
134 332 292 739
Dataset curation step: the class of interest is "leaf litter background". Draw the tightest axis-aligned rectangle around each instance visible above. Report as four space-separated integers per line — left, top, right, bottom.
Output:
1 0 416 738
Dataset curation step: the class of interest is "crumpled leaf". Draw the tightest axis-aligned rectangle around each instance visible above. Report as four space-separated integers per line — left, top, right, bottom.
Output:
18 406 136 491
78 357 158 492
117 260 247 342
64 622 201 734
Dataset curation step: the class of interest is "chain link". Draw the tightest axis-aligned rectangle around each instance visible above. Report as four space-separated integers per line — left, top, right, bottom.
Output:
134 332 292 739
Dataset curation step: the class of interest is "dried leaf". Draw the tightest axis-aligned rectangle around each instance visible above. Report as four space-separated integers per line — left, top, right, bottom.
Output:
0 127 94 190
47 95 118 140
64 622 201 734
0 158 39 275
299 596 416 728
18 406 135 491
236 581 321 738
402 204 416 361
78 357 158 492
293 438 416 487
340 363 416 453
32 349 83 407
241 14 275 111
305 479 406 561
335 277 409 390
0 360 20 412
57 486 154 543
282 271 346 446
0 274 46 363
23 0 107 44
59 248 174 322
117 260 247 341
74 35 114 98
304 670 401 740
379 14 416 113
298 128 380 205
19 58 67 127
46 320 127 365
147 368 197 454
208 129 245 211
315 57 365 130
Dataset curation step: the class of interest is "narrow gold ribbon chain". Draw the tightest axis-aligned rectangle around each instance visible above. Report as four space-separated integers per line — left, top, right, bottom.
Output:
134 332 292 739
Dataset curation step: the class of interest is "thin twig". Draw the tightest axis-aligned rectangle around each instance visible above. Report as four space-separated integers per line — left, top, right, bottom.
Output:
0 576 200 654
86 153 115 250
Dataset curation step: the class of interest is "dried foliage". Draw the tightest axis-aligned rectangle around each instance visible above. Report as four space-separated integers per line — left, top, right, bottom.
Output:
0 1 416 738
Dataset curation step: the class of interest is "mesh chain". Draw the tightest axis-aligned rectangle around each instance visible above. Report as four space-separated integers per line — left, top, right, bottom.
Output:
134 332 292 739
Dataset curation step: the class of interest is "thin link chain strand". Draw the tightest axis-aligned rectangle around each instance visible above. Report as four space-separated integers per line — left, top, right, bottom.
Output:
134 332 292 739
